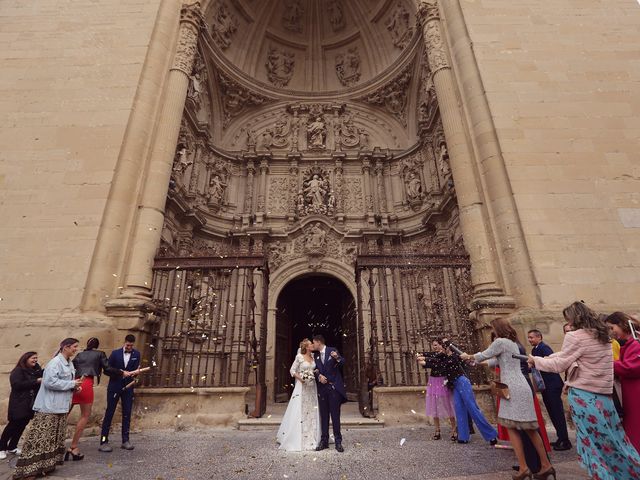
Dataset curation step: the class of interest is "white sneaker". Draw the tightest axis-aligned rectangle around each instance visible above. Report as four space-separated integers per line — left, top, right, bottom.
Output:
0 451 7 460
9 448 21 455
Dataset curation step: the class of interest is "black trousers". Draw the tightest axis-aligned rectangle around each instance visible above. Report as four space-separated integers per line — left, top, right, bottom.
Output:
542 387 569 443
0 417 31 450
100 388 134 443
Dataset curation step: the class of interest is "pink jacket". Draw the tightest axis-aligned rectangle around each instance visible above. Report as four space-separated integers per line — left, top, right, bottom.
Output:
533 329 613 395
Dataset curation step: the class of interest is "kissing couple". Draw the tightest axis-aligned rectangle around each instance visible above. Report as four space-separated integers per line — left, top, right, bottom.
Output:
276 334 347 452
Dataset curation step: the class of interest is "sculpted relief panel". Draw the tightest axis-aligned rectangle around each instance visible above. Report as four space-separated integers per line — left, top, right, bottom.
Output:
343 177 364 215
210 1 238 50
385 2 414 50
266 46 295 87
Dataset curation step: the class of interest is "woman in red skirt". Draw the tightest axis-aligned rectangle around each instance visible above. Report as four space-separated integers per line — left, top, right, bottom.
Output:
68 338 123 460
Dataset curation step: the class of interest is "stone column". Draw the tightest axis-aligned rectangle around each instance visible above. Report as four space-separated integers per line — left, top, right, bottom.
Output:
360 154 375 224
416 0 506 300
286 153 300 222
374 158 388 214
333 155 345 221
256 156 269 223
187 141 204 196
243 160 256 225
116 3 203 302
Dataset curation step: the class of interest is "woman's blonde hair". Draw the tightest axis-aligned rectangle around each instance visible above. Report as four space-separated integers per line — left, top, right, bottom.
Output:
299 338 310 354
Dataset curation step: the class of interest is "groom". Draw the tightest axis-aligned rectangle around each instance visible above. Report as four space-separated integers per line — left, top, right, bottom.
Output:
312 334 347 452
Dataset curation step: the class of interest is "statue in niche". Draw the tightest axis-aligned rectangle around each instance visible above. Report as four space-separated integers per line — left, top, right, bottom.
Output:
328 0 345 31
295 190 305 215
246 129 257 149
335 47 361 87
385 2 414 50
207 174 227 204
327 191 336 210
266 47 295 87
282 0 304 32
304 175 326 207
211 2 238 50
437 142 451 176
307 116 327 149
405 171 423 201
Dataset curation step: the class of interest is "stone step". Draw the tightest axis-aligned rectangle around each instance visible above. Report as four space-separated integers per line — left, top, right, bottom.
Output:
237 416 385 430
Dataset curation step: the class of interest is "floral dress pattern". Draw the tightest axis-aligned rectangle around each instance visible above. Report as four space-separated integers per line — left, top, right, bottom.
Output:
569 387 640 480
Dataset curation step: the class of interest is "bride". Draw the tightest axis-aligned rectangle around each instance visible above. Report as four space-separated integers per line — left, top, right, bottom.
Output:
276 338 321 451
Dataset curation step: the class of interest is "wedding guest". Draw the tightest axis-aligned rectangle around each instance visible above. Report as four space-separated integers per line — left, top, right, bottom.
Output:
606 311 640 452
461 319 553 480
0 352 42 460
68 337 123 460
99 334 139 452
527 330 571 451
417 339 457 441
441 339 497 446
562 323 572 334
603 313 625 418
13 338 82 480
530 301 640 480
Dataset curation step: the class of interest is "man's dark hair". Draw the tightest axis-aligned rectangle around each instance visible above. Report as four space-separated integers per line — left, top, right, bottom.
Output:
86 337 100 350
124 334 136 343
527 329 543 338
312 334 325 344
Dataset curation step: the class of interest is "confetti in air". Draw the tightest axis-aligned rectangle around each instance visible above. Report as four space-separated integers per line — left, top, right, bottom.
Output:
400 438 406 446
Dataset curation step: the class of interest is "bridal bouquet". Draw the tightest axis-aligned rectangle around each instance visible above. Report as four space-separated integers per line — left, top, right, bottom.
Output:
300 370 315 385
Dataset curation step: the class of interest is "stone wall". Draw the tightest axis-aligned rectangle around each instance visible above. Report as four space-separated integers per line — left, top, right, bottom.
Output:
454 0 640 313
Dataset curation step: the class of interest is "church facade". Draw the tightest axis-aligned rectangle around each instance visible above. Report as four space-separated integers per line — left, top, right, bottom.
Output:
1 0 639 424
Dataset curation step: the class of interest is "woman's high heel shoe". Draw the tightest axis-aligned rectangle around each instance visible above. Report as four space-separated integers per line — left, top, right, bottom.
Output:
432 430 441 440
533 466 556 480
64 449 85 461
512 469 532 480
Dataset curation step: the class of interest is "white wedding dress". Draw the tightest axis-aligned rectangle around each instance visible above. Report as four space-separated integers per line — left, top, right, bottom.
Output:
276 352 321 451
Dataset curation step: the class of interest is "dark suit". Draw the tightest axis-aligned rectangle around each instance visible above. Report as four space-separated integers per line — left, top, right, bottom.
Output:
532 342 569 444
314 346 346 445
100 348 140 444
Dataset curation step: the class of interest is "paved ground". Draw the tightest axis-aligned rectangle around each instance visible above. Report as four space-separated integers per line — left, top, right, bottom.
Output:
0 426 587 480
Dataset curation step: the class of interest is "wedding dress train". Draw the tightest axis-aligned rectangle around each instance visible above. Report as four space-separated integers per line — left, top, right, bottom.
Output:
276 353 321 451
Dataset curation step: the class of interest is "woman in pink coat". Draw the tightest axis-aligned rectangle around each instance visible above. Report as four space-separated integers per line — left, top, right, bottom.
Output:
606 311 640 453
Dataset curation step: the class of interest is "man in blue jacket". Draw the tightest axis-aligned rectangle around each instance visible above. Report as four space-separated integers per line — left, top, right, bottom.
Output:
528 329 572 451
312 334 346 452
99 334 139 452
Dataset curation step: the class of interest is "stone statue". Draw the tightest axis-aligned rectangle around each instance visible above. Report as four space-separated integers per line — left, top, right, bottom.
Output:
208 174 227 204
358 128 370 150
335 47 361 86
304 174 326 207
172 146 191 174
406 171 423 200
295 190 305 215
328 0 345 31
259 129 273 150
246 129 257 148
282 0 303 32
211 2 238 50
328 190 336 211
307 116 327 149
437 143 450 176
266 47 295 87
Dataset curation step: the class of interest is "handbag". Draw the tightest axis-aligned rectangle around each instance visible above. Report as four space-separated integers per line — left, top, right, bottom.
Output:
530 367 546 393
491 381 511 400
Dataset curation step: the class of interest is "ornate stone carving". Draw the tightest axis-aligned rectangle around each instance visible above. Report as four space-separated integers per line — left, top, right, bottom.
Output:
266 46 295 88
268 241 288 270
334 112 360 149
306 114 327 150
210 1 238 50
297 165 334 217
172 4 202 75
423 21 449 73
417 0 440 23
418 63 438 132
187 55 206 109
385 2 414 50
282 0 304 32
335 47 361 87
217 72 273 127
343 178 364 214
434 127 451 178
267 177 290 215
357 67 411 126
328 0 345 31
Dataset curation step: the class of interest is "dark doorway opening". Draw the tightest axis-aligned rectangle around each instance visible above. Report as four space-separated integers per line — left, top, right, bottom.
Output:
274 275 358 403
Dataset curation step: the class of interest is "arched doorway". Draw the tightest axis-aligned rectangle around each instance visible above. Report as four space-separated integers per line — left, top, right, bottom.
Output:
274 275 357 403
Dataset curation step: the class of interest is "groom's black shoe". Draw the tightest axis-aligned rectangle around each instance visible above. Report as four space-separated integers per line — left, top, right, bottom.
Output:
315 442 329 451
335 443 344 453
